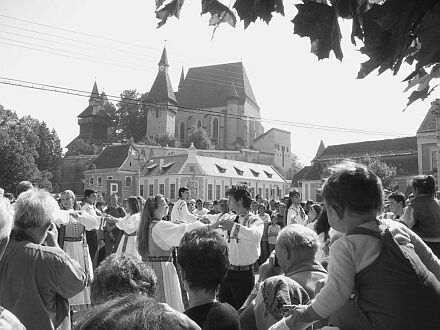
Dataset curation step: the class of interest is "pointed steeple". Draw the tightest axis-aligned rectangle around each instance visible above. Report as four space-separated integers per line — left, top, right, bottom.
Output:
312 140 326 164
145 47 177 105
89 81 101 106
100 91 109 105
158 47 169 68
178 67 185 91
227 83 239 101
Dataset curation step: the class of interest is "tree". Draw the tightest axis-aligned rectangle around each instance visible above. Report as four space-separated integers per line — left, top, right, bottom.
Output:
184 128 213 150
153 132 177 147
0 106 52 193
284 153 303 180
115 90 147 142
155 0 440 107
65 138 103 157
361 155 397 190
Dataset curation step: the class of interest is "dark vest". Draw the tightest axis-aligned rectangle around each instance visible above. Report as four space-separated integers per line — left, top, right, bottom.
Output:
329 224 440 330
411 194 440 239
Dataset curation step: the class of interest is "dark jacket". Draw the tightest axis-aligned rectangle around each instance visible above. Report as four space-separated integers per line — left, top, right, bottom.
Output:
411 194 440 239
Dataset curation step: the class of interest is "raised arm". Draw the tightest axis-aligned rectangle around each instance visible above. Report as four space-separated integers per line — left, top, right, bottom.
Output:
152 220 207 250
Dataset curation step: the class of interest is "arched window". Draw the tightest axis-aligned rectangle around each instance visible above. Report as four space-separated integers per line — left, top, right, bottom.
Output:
179 122 185 141
212 118 219 142
197 120 202 128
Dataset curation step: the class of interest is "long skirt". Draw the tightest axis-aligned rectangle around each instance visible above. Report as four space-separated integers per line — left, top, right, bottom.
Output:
116 234 141 260
63 241 92 308
146 261 184 312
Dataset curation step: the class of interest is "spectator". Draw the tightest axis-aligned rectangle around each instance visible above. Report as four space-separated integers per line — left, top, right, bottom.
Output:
402 175 440 258
275 203 285 228
0 188 86 330
90 253 157 305
254 276 309 330
305 204 322 230
74 294 201 330
285 189 306 226
285 162 440 330
267 216 280 253
193 199 209 216
382 191 405 220
178 227 239 330
251 200 259 215
171 187 198 223
0 197 26 329
188 199 196 213
209 200 220 215
258 204 271 265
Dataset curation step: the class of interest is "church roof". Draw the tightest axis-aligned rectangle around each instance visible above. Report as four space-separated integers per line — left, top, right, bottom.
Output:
317 136 417 161
158 47 169 67
89 81 99 102
177 62 259 109
77 105 110 119
418 103 438 133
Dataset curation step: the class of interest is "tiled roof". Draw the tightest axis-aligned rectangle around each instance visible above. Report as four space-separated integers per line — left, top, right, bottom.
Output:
418 107 436 133
141 155 188 176
252 128 290 144
77 105 111 119
196 156 285 182
177 62 259 109
90 144 131 169
145 70 177 105
317 136 417 161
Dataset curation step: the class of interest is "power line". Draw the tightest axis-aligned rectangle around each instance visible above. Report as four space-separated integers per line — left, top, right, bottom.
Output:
0 77 412 137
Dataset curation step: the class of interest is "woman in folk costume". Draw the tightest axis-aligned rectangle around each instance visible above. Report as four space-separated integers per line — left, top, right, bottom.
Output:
112 196 142 260
137 194 212 312
57 190 100 311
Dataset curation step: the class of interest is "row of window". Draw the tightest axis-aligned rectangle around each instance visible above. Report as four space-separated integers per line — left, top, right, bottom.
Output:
179 118 219 141
88 176 132 187
274 143 289 152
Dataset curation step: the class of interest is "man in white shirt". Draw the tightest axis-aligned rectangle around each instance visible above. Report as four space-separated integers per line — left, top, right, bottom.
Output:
171 187 198 223
218 183 264 310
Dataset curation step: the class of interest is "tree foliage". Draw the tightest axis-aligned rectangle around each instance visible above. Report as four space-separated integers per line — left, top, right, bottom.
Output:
0 105 62 193
65 138 103 157
361 155 397 190
184 127 214 150
115 90 148 142
144 132 178 147
284 153 303 180
155 0 440 107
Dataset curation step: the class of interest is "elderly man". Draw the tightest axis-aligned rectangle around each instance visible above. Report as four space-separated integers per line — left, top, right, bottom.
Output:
0 189 87 330
0 198 26 329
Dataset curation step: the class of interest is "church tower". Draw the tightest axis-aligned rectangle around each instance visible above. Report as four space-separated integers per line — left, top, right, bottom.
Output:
145 47 178 139
69 81 111 147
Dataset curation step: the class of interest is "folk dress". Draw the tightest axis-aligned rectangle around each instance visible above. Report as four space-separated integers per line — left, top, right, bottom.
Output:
143 220 205 312
57 211 99 309
115 213 142 260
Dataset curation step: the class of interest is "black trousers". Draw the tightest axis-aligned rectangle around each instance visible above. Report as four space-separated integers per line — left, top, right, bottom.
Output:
219 269 254 310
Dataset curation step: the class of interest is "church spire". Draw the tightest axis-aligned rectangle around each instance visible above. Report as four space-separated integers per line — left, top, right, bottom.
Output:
158 47 169 68
89 81 101 106
178 66 185 90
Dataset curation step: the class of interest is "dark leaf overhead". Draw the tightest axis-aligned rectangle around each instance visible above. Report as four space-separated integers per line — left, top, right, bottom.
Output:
233 0 284 29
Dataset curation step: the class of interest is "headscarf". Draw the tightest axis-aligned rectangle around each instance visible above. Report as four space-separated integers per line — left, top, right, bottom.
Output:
260 275 310 321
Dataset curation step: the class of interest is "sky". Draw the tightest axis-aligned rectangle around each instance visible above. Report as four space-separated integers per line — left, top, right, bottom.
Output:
0 0 438 166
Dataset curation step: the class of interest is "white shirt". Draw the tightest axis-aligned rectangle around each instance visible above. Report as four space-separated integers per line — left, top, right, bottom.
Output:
226 213 264 266
286 204 306 226
193 207 209 216
152 220 206 250
171 199 198 223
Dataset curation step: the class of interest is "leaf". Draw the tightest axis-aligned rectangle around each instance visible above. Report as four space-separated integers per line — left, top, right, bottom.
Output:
412 1 440 71
403 68 428 92
201 0 237 28
404 83 430 110
156 0 167 9
156 0 185 28
233 0 285 29
292 1 343 61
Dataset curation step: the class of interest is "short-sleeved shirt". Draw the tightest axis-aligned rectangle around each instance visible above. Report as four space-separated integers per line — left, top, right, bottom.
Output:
185 302 240 330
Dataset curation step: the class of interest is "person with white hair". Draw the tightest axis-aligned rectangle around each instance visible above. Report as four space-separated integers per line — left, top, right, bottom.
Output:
0 188 87 330
0 197 26 329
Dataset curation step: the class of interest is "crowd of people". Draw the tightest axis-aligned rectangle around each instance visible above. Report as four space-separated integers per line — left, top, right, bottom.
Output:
1 162 440 330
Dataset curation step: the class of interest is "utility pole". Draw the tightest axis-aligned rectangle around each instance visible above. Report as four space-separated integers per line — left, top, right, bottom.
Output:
432 99 440 191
